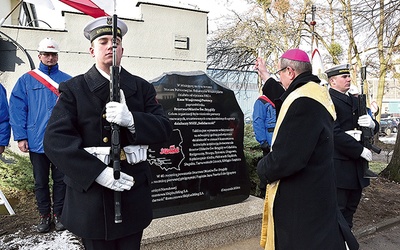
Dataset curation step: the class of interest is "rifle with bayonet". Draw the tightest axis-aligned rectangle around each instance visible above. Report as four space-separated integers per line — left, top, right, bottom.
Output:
358 65 380 178
109 14 122 223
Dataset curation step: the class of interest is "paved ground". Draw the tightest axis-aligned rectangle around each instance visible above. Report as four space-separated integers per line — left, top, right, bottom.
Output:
359 224 400 250
211 217 400 250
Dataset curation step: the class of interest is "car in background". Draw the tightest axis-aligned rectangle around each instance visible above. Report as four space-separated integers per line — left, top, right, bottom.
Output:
392 118 400 132
380 118 397 136
385 118 398 133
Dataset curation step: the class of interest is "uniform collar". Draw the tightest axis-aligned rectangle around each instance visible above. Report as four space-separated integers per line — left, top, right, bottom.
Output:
329 88 353 105
84 65 138 99
95 65 122 80
85 65 109 93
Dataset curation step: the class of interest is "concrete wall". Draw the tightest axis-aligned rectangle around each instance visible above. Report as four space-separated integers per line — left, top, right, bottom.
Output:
0 0 15 26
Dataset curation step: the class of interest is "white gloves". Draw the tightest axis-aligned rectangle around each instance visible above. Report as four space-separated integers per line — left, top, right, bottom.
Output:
358 115 375 129
95 167 134 191
360 147 372 161
106 90 135 133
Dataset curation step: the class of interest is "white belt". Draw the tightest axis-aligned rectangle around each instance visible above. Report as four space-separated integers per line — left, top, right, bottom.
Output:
345 130 362 141
123 145 149 164
84 147 111 165
84 145 148 165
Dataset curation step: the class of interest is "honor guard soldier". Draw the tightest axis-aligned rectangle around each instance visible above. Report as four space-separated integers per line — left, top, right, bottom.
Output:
43 16 172 250
326 63 379 229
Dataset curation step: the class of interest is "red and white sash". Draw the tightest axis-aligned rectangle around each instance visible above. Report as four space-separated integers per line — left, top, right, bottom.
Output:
27 69 60 96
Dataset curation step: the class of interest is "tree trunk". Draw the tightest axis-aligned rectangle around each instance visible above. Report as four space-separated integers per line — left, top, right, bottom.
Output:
381 124 400 182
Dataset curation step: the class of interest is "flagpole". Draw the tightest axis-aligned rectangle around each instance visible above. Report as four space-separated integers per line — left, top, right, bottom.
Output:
257 48 263 95
309 5 327 85
310 4 316 52
0 0 23 26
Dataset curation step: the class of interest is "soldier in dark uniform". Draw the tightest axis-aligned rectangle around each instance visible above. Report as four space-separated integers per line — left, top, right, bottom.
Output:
326 64 379 229
43 16 172 250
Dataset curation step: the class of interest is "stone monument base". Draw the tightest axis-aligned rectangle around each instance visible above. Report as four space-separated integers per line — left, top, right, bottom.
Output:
141 195 264 250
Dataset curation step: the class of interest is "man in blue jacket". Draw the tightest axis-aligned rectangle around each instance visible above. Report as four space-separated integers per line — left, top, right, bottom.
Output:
253 57 285 198
0 83 10 154
253 57 285 156
9 38 71 233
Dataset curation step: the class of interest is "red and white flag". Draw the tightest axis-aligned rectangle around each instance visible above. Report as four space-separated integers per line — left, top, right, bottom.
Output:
311 39 327 85
59 0 110 18
24 0 55 9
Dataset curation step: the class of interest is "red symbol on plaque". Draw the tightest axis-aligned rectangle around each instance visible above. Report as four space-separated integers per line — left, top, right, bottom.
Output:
160 145 180 155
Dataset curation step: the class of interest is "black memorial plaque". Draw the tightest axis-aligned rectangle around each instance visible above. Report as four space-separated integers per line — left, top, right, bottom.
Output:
149 71 250 218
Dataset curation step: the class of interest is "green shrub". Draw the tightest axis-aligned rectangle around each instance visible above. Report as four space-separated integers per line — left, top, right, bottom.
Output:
328 42 343 58
369 161 388 174
243 124 264 197
0 149 34 193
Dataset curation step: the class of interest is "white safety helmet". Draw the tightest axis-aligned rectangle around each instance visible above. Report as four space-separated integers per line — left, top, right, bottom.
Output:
37 38 60 53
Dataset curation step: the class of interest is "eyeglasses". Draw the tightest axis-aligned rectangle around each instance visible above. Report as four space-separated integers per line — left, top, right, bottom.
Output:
273 67 287 76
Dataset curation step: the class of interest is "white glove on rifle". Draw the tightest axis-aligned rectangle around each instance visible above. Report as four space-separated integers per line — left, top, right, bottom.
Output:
358 114 375 129
106 90 135 133
360 147 372 162
95 167 134 191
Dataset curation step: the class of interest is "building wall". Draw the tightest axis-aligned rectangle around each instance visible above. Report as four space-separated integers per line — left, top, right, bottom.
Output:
127 3 207 78
0 0 12 25
369 78 400 117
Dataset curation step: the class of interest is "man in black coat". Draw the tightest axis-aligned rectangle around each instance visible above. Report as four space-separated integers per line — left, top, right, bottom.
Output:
257 49 357 250
43 16 172 250
326 64 379 229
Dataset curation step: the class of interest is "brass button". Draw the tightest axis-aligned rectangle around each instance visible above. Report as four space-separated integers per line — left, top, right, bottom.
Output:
120 149 126 161
103 137 109 143
102 113 106 119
